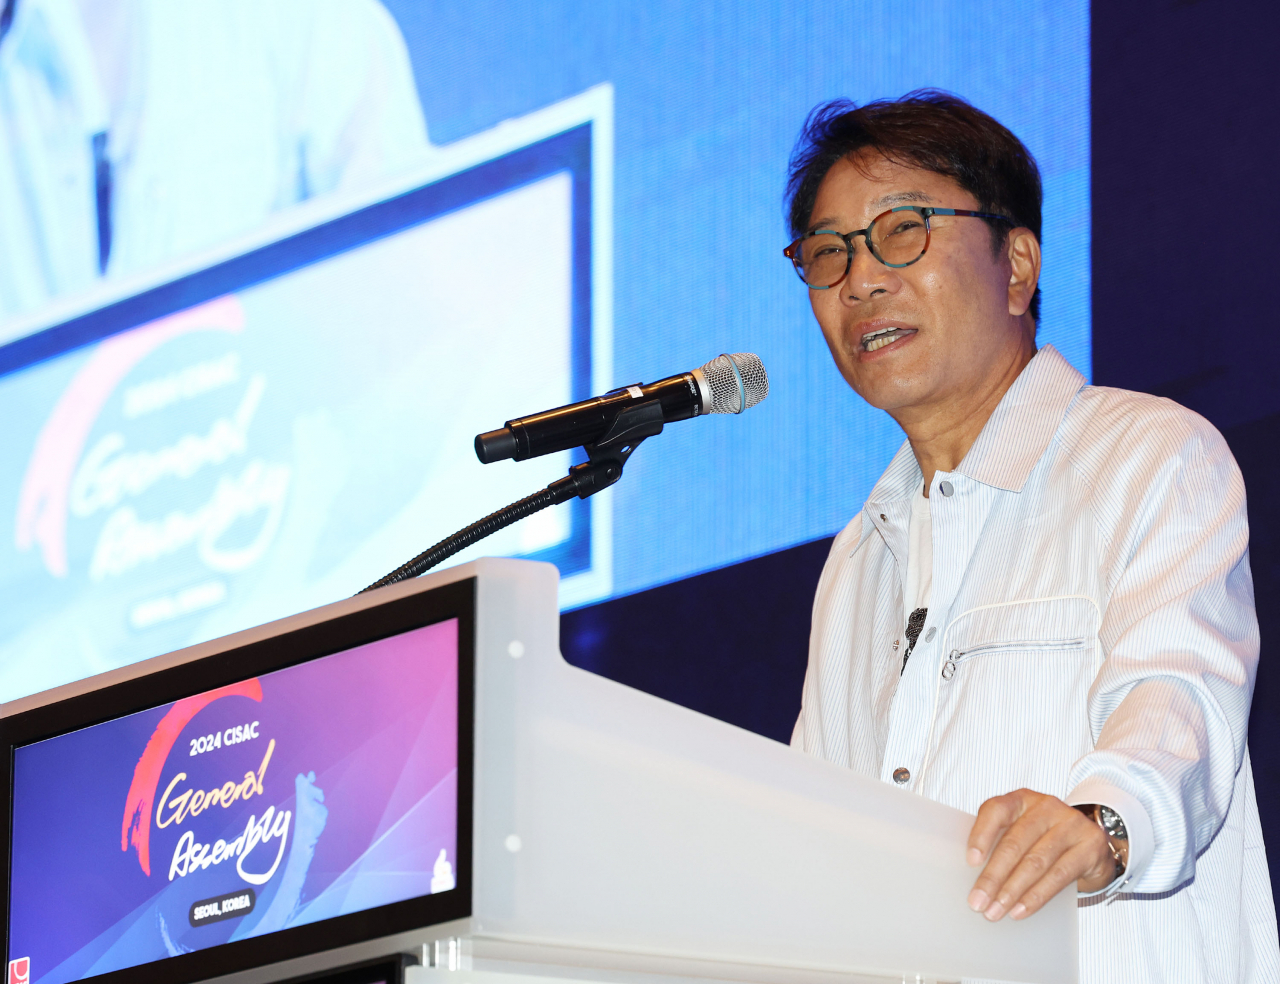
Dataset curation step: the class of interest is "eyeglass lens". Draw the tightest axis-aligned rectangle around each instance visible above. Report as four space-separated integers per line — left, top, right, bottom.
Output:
792 209 929 287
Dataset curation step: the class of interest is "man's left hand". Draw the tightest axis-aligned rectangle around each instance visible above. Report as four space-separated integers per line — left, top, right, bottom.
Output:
966 788 1115 921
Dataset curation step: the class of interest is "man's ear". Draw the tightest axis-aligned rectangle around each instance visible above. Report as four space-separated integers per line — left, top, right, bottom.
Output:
1006 229 1041 318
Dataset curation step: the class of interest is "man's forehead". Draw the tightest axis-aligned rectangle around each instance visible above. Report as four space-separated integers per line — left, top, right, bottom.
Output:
807 154 967 230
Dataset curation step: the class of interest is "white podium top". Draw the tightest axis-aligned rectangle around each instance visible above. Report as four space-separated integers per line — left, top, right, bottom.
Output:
456 559 1076 984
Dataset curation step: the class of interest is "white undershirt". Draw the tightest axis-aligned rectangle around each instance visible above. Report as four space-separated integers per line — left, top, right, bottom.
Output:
905 485 932 615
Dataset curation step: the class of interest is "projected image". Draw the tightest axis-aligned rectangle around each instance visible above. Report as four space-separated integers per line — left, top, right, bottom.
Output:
0 0 430 326
0 132 588 701
8 618 459 983
0 1 1089 703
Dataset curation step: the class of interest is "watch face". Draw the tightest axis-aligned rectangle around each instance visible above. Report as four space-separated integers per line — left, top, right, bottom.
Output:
1099 805 1128 839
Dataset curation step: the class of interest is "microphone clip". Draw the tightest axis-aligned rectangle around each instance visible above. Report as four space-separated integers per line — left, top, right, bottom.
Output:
552 398 666 500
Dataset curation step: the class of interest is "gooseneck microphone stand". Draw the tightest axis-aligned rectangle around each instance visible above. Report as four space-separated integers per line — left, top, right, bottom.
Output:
359 400 665 594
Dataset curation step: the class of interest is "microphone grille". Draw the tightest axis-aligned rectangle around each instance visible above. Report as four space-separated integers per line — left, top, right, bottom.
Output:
698 353 769 414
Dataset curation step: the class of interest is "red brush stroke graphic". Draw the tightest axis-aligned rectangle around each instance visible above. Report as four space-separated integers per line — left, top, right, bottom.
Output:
15 296 245 576
121 678 263 876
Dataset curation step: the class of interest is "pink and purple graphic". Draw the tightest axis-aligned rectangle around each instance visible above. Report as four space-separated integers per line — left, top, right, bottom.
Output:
8 618 459 984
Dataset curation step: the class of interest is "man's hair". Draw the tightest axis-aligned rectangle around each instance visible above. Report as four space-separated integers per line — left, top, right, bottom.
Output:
785 89 1043 322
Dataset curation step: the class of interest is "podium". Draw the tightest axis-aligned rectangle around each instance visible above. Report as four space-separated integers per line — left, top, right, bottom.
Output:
1 559 1075 984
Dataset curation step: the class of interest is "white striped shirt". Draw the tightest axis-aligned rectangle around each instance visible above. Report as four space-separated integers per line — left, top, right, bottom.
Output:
792 345 1279 983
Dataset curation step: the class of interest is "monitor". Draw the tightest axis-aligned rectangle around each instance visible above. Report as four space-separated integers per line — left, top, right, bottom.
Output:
1 577 475 984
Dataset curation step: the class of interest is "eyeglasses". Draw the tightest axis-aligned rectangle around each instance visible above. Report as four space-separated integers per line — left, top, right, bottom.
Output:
783 206 1013 289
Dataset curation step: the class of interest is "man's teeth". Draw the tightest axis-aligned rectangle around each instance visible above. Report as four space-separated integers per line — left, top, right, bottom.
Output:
863 327 912 352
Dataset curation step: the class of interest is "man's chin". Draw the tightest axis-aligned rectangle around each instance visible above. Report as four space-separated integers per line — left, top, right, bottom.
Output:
843 367 935 414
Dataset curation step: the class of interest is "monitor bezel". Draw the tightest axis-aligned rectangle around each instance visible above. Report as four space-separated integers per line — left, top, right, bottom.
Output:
270 954 417 984
1 577 475 984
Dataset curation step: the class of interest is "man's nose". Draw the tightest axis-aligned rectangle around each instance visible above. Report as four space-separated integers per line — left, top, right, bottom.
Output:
843 239 900 302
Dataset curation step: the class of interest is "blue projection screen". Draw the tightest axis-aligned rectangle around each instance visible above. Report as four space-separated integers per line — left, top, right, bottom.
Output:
0 1 1088 702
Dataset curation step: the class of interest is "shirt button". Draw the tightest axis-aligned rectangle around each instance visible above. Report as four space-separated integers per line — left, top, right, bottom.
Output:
925 626 936 642
939 481 954 497
892 767 911 784
879 513 887 521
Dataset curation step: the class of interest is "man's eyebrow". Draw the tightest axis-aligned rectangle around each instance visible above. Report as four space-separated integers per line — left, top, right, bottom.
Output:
871 190 937 209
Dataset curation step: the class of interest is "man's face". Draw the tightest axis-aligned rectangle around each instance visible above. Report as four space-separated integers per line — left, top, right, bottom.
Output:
804 152 1033 417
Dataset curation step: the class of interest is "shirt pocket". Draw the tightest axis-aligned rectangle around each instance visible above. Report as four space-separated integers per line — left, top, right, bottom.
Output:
942 636 1089 680
927 597 1101 804
940 595 1099 677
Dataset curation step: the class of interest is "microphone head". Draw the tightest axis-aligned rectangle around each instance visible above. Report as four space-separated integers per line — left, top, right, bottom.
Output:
694 353 769 414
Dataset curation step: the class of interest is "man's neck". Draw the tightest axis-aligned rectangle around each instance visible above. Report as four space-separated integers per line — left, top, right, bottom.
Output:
893 337 1036 497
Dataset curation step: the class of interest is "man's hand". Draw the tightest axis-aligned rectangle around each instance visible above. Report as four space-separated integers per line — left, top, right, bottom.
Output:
966 789 1115 921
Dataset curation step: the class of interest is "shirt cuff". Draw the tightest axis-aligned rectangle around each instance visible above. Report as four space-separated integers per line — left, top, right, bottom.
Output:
1066 778 1154 896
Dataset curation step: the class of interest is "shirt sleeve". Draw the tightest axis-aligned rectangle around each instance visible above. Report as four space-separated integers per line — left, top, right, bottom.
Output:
1065 415 1258 895
1065 780 1154 895
288 0 433 201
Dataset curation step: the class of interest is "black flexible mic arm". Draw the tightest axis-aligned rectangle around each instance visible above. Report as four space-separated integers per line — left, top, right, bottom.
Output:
360 400 665 593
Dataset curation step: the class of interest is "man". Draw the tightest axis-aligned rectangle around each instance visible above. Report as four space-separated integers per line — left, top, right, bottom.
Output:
786 91 1279 981
0 0 430 325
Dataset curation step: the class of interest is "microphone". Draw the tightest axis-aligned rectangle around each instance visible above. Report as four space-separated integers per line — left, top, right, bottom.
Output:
475 353 768 463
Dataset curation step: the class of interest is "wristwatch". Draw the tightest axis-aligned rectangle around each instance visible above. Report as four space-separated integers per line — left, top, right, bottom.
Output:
1075 803 1128 882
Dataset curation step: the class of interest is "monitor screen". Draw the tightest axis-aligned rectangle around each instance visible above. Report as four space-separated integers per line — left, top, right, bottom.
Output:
3 581 473 984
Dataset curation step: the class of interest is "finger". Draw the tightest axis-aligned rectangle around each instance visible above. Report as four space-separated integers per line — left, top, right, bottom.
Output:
968 802 1059 912
1007 840 1107 920
967 792 1024 867
979 822 1081 921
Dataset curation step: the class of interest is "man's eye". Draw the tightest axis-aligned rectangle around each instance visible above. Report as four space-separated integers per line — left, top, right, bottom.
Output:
884 219 922 237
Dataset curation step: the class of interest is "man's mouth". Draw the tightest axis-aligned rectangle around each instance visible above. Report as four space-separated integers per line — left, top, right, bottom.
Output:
861 325 917 352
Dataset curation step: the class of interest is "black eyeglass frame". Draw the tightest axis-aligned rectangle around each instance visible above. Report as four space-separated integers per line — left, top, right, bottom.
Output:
783 206 1014 289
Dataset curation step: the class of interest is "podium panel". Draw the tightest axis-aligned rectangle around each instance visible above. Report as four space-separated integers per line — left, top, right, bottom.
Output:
2 559 1075 984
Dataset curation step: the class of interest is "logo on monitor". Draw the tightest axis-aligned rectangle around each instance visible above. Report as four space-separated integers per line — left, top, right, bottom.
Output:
8 957 30 984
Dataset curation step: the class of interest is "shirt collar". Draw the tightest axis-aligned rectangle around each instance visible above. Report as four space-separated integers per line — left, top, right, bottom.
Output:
958 344 1084 492
866 438 923 505
865 344 1085 505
